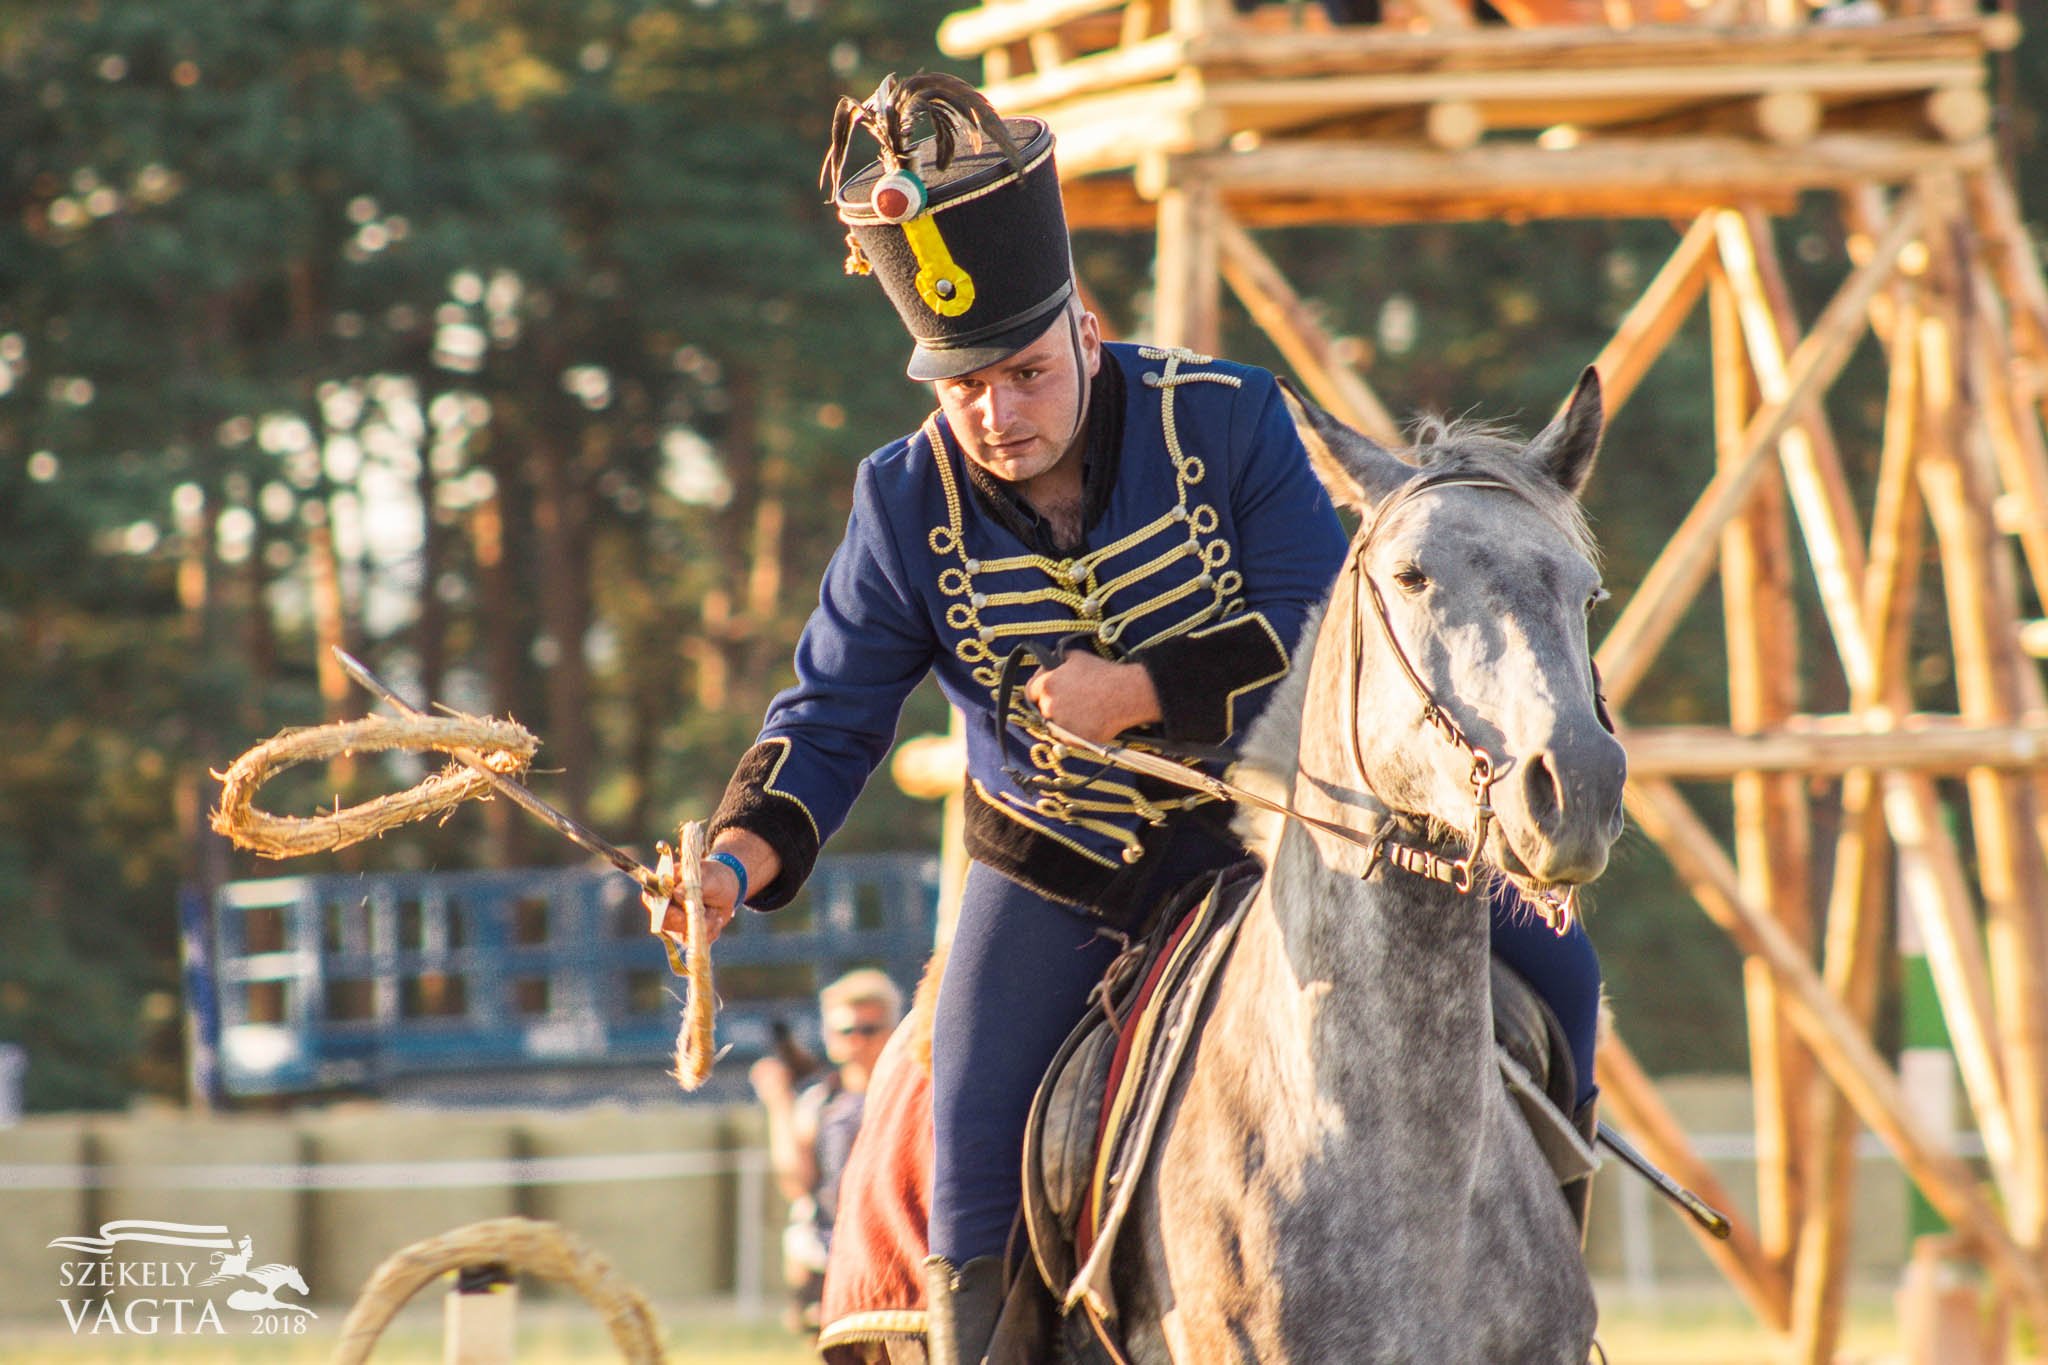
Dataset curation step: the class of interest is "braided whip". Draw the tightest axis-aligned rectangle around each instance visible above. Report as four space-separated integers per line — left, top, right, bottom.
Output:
214 659 720 1094
651 820 721 1091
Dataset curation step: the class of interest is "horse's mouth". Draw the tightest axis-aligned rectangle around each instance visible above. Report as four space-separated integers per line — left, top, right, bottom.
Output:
1491 838 1587 936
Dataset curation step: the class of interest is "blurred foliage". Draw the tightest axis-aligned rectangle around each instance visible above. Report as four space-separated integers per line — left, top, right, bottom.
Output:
0 0 2042 1106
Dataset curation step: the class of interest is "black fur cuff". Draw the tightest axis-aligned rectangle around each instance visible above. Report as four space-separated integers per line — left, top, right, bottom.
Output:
1133 612 1290 746
707 740 821 911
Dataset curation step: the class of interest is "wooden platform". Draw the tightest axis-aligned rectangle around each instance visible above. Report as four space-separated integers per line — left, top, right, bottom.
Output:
939 4 2019 226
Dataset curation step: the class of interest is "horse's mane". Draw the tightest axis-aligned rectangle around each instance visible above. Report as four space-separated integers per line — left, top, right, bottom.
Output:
1405 416 1600 566
1230 601 1320 823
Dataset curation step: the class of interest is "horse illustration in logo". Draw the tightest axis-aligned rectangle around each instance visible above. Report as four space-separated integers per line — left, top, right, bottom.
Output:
200 1235 318 1317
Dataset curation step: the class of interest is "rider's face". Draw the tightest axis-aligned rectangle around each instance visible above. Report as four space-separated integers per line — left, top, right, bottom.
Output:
932 308 1101 485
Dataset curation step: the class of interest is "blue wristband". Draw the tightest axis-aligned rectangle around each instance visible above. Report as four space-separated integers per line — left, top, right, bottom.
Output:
707 850 749 907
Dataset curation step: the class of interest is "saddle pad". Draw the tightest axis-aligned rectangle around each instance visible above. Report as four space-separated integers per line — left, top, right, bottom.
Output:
1027 863 1264 1323
816 1022 934 1362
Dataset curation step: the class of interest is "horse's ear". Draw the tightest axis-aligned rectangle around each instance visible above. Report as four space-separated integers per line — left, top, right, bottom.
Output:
1278 378 1410 510
1527 367 1604 497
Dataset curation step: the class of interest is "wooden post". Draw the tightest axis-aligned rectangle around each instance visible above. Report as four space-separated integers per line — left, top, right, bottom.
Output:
1964 268 2048 635
1915 241 2048 1257
1709 259 1813 1287
1789 272 1924 1365
444 1270 517 1365
1722 207 1875 694
1154 178 1223 355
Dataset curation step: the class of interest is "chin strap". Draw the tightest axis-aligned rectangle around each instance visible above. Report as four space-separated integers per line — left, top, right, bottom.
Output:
1061 301 1089 465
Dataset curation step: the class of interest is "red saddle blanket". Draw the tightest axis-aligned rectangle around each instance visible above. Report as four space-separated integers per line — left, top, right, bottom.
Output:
817 999 937 1363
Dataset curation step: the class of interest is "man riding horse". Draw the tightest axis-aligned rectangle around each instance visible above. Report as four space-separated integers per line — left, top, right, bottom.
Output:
648 74 1604 1364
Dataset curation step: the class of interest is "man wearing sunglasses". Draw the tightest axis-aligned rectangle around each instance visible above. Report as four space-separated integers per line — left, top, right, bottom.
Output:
754 967 904 1334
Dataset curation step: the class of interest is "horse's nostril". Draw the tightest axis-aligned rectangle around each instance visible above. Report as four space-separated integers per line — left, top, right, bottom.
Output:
1523 752 1562 829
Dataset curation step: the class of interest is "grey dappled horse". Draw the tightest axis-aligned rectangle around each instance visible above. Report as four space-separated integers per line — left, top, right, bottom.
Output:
1112 373 1626 1363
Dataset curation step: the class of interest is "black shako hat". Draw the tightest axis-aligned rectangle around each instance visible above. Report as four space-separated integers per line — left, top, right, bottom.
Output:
823 74 1072 382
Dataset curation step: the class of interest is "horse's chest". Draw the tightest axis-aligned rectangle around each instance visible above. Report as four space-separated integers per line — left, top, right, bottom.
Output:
1139 1073 1594 1364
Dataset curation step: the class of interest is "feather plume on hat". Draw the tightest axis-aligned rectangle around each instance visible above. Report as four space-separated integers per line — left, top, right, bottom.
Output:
821 72 1022 199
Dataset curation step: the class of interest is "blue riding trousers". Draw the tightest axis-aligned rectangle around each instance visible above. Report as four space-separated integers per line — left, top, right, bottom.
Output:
927 857 1603 1265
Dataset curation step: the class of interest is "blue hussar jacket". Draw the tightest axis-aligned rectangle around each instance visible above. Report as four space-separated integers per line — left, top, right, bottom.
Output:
709 342 1349 915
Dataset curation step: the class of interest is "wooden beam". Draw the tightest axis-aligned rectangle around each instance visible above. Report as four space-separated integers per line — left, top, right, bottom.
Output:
1926 85 1993 143
1407 0 1478 30
1788 760 1890 1365
1789 267 1922 1365
1153 177 1221 355
1182 16 2011 82
1029 28 1069 78
1916 271 2048 1255
1624 775 2048 1331
1964 268 2048 629
1596 1033 1790 1330
1596 194 1925 710
1055 174 1800 233
1171 137 1991 206
1862 265 1926 710
978 34 1186 114
1718 208 1876 698
1710 264 1812 1281
1037 84 1216 178
1423 99 1485 152
1844 190 2048 986
1586 212 1715 419
938 0 1133 58
1119 0 1156 50
1215 209 1401 446
1168 0 1231 39
1198 63 1988 118
1883 773 2020 1200
1963 168 2048 375
1622 719 2048 778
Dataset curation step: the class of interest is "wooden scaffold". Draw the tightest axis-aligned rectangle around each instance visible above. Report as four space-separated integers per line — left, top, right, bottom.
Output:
925 0 2048 1358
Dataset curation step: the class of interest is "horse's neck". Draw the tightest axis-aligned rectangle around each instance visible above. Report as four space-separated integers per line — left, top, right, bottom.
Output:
1225 592 1498 1131
1251 816 1495 1108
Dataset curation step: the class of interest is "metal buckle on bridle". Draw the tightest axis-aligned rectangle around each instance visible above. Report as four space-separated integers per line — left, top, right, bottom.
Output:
1445 748 1496 897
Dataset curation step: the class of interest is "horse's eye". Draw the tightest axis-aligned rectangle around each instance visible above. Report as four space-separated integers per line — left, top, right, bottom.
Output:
1587 587 1611 613
1392 565 1428 593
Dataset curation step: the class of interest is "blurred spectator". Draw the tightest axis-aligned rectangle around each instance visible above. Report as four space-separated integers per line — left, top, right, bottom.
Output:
752 968 903 1332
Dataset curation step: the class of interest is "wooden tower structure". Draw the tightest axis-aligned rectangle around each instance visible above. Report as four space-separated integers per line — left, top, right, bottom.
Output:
928 0 2047 1358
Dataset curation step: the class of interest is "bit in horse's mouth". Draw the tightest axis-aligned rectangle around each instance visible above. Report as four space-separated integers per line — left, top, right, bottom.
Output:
1493 840 1583 936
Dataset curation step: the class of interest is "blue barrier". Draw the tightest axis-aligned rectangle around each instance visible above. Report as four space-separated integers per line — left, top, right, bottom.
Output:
202 854 939 1099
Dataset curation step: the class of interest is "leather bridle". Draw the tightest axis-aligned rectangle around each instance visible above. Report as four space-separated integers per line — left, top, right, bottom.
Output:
1345 472 1518 904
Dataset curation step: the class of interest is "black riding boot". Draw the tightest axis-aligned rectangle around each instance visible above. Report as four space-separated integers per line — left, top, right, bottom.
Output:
1563 1095 1599 1248
923 1255 1006 1365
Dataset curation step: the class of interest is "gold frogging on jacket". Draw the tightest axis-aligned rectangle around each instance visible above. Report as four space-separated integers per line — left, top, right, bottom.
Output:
928 348 1252 864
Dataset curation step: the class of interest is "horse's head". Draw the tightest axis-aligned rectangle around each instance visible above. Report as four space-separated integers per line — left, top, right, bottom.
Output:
1282 370 1627 896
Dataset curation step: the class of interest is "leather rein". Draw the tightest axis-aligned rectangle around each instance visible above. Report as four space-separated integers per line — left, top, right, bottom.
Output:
1003 467 1587 936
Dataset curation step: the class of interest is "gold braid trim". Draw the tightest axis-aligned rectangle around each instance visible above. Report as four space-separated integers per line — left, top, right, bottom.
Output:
925 350 1250 860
